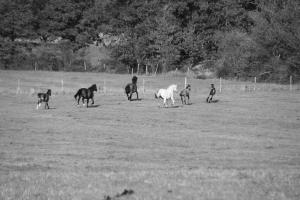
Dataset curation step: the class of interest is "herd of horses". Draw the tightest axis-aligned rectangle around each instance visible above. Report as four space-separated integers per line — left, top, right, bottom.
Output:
36 76 216 109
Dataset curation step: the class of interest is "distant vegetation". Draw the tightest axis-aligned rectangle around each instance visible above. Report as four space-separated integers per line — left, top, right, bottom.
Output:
0 0 299 82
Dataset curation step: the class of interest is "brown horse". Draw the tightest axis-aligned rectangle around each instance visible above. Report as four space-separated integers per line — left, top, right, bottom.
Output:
74 84 97 107
125 76 139 101
179 84 191 104
36 89 51 109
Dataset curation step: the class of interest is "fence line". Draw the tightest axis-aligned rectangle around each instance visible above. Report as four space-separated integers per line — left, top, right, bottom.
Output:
9 75 299 97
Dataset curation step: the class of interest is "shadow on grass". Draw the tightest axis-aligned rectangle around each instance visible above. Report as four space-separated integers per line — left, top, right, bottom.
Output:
130 98 142 101
159 105 183 109
182 102 193 105
209 99 219 103
87 104 100 108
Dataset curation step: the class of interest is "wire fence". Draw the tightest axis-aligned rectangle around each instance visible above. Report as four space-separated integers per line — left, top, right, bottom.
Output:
0 71 299 97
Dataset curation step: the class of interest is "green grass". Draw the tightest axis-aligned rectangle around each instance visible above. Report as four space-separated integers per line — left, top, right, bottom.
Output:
0 70 300 200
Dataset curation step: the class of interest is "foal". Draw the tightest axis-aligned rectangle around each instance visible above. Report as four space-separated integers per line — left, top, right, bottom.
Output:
179 84 191 104
36 89 51 109
125 76 139 101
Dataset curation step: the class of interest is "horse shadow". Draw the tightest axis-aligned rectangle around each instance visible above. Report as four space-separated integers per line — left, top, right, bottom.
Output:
159 105 182 109
130 98 142 101
87 104 100 108
208 99 219 103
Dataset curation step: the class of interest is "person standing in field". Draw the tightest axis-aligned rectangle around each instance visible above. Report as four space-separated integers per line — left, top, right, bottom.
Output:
206 84 216 103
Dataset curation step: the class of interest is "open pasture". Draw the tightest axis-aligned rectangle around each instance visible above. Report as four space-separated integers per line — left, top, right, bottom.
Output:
0 70 300 200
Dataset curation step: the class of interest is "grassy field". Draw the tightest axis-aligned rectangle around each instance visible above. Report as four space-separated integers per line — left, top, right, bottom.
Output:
0 70 300 200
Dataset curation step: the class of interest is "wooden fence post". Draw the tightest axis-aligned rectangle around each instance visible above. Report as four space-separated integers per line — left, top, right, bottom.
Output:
154 64 159 76
290 76 293 91
254 77 256 91
219 77 222 93
143 79 145 94
103 80 106 94
61 79 64 92
16 79 20 94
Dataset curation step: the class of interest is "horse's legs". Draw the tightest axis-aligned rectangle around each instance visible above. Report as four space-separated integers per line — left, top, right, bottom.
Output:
77 96 81 105
136 91 139 100
187 95 190 104
91 97 94 105
86 99 89 107
82 98 85 106
45 102 49 109
183 96 186 104
171 95 175 106
208 95 213 103
36 100 40 110
163 98 167 107
180 96 183 104
127 93 130 100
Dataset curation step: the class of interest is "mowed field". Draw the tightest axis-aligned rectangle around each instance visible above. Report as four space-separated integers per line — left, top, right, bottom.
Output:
0 70 300 200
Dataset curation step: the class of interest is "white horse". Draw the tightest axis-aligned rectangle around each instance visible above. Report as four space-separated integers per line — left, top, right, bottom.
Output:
155 84 177 107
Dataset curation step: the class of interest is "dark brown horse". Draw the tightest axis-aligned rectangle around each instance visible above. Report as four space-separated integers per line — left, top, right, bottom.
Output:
74 84 97 107
125 76 139 101
179 84 191 104
36 89 51 109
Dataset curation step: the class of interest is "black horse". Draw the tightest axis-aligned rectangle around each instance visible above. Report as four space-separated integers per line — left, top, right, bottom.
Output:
179 84 191 104
74 84 97 107
125 76 139 101
36 89 51 109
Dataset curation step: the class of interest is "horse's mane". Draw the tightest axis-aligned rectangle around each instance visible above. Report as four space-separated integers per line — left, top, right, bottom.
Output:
132 76 138 84
167 84 177 90
46 89 51 96
88 84 97 90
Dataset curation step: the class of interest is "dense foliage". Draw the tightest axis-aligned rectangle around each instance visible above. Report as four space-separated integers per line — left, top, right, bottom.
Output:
0 0 299 82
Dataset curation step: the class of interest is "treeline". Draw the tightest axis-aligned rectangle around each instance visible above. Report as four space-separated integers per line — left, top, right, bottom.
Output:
0 0 299 82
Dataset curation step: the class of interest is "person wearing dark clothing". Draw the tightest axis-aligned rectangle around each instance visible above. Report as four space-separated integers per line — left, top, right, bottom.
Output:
206 84 216 103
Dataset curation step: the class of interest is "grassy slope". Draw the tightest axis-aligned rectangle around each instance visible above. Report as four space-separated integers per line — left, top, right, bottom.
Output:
0 70 300 200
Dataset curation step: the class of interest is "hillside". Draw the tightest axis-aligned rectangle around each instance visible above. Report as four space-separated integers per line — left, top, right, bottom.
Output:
0 0 299 82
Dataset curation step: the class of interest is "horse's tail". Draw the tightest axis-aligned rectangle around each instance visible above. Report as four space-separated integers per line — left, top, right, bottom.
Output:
125 84 130 94
155 91 159 99
74 89 80 100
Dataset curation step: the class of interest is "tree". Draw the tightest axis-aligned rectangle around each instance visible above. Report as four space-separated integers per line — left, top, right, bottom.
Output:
249 0 300 82
0 0 36 40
